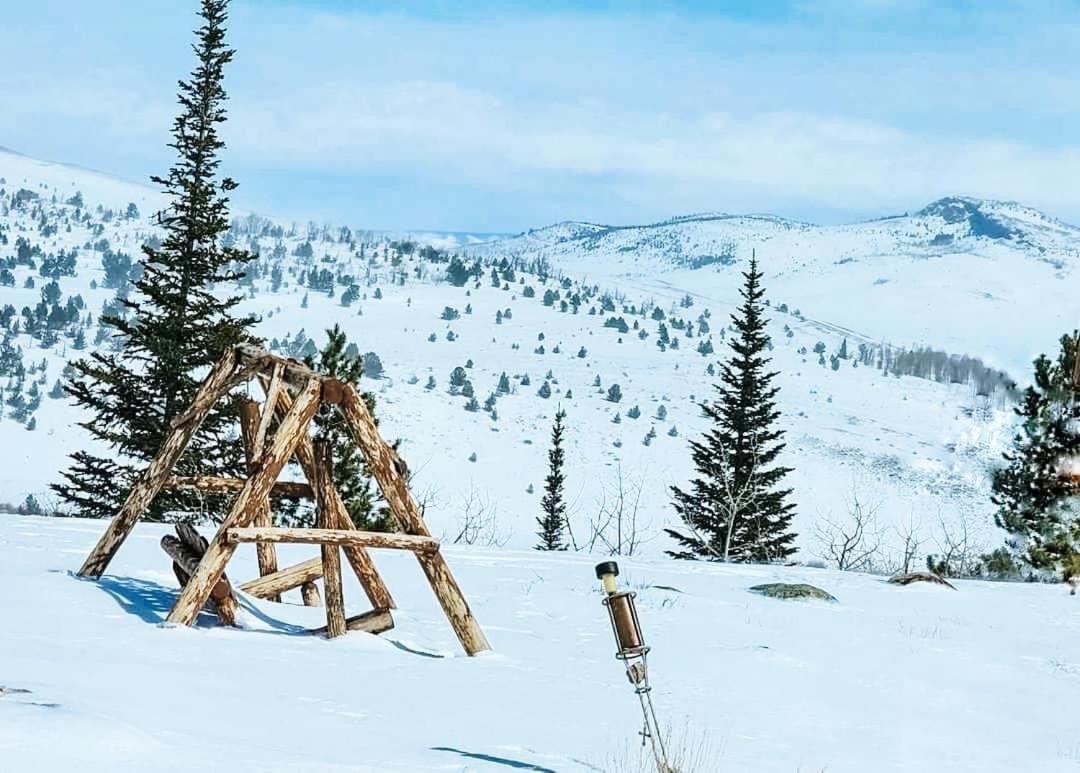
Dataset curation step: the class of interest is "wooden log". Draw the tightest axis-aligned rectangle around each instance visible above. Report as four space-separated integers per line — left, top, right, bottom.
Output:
301 581 322 607
337 383 491 656
309 608 394 637
252 362 284 463
314 440 347 638
226 527 441 552
239 557 323 598
165 377 322 626
263 379 396 611
78 348 239 578
160 533 237 626
240 399 281 602
163 476 313 499
236 343 320 389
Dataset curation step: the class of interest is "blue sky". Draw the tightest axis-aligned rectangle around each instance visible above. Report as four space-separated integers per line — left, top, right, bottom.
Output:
4 1 1080 232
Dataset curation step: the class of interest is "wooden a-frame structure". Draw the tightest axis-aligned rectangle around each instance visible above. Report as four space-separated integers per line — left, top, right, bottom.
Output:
76 344 490 656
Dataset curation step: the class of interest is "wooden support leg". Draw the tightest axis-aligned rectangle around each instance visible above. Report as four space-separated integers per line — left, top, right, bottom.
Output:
239 399 280 601
78 348 239 578
265 380 396 611
165 378 322 626
336 383 491 656
314 440 347 638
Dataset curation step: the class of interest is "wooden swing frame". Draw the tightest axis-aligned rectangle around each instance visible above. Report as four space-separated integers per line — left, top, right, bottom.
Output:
76 344 490 656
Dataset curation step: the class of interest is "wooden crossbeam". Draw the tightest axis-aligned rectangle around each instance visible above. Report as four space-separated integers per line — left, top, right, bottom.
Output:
163 475 313 499
165 377 323 626
310 608 394 637
226 527 440 553
239 557 322 599
236 343 318 389
78 348 239 578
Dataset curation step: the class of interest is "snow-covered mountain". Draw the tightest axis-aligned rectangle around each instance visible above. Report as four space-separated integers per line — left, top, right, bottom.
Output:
471 196 1080 377
0 146 1070 566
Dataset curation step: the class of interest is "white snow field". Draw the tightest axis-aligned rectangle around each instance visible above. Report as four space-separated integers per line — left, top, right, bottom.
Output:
2 514 1079 772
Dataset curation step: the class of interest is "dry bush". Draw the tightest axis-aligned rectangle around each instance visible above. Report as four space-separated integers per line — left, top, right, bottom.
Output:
598 722 719 773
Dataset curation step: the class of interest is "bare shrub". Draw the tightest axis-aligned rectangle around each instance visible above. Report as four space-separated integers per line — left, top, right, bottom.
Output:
567 464 650 556
926 511 987 578
813 484 884 572
448 483 510 547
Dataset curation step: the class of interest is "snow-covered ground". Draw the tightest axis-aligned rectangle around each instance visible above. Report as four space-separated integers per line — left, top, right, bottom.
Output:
2 514 1079 772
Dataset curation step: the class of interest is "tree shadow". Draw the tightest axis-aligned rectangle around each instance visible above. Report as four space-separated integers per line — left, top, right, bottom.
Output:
430 747 556 772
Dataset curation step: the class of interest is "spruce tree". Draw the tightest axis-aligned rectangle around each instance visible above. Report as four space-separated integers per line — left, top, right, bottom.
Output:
53 0 254 520
536 408 568 550
667 256 796 562
304 325 391 532
992 333 1080 575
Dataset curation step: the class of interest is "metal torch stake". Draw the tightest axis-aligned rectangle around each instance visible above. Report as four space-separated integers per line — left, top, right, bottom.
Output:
596 562 672 773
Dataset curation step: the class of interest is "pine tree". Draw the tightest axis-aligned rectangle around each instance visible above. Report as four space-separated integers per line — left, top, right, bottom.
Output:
667 256 796 562
992 333 1080 576
536 408 567 550
53 0 255 520
304 325 391 531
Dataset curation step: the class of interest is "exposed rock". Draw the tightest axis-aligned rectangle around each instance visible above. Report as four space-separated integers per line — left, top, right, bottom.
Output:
888 571 957 590
749 583 837 602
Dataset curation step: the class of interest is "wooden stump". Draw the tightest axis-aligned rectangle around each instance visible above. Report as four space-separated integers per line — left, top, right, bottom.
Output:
160 524 238 626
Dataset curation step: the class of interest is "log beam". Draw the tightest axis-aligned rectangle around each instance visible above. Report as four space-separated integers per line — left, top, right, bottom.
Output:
226 527 440 553
239 557 323 599
301 581 321 607
337 383 491 656
78 348 239 578
163 475 313 499
310 608 394 637
240 399 281 602
165 377 322 626
314 440 347 639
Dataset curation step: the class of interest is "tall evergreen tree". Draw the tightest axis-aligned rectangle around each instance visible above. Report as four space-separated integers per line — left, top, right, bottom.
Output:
53 0 255 520
992 333 1080 575
303 325 391 532
667 256 796 562
536 408 568 550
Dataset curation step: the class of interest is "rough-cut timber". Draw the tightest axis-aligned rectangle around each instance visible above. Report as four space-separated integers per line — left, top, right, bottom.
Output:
310 608 394 637
163 475 313 499
78 348 239 578
337 383 491 656
314 440 347 639
166 377 322 626
238 557 322 598
301 581 322 607
267 380 396 611
226 527 441 552
160 534 238 626
239 399 281 602
252 362 283 462
236 343 318 388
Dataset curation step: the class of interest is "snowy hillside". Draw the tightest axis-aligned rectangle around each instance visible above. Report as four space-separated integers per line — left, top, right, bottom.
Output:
472 197 1080 376
0 147 1065 565
3 514 1080 772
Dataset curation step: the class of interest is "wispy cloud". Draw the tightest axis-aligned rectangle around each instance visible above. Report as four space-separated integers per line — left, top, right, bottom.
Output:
3 1 1080 230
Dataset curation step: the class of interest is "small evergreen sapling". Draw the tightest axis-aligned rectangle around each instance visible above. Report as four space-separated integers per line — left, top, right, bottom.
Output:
536 408 568 550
